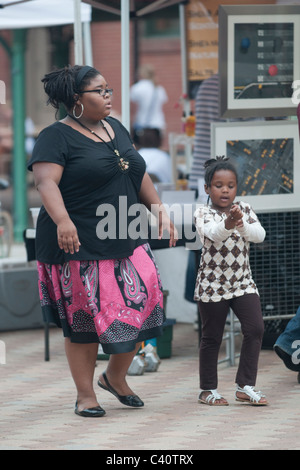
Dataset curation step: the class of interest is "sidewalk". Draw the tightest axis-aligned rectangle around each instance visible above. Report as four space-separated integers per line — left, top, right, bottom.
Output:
1 318 300 450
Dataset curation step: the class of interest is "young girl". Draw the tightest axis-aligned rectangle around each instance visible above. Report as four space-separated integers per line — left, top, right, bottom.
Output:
194 156 268 406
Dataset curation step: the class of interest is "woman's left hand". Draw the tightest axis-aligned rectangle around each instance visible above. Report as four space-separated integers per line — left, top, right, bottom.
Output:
157 209 178 247
139 172 178 247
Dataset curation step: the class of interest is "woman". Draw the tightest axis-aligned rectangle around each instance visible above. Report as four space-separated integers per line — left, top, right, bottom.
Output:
28 65 177 417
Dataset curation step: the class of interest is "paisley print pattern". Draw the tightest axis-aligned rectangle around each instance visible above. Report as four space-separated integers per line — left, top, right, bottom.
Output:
37 244 165 354
116 258 148 308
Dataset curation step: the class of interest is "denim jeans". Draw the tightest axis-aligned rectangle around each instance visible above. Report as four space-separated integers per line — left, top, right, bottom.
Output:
274 306 300 371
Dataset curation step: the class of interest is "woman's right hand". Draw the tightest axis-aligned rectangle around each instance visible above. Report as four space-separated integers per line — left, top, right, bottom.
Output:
32 162 81 255
57 216 81 254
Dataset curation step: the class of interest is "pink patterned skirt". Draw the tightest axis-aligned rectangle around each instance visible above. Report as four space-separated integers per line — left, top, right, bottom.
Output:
37 243 165 354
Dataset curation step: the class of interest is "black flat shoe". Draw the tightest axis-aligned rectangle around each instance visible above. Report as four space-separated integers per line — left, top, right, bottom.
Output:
98 371 144 408
74 401 106 418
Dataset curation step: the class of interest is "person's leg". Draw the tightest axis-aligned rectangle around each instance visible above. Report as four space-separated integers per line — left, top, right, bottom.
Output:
231 294 264 386
231 294 267 404
98 342 142 396
65 339 99 411
274 306 300 371
198 300 229 403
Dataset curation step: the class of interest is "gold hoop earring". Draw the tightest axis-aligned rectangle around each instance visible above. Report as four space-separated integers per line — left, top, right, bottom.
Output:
73 103 84 119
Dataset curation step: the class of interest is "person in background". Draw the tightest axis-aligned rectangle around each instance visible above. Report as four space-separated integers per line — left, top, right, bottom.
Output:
27 64 177 418
136 128 171 183
25 117 36 156
188 74 224 193
194 156 268 406
274 307 300 374
130 64 168 145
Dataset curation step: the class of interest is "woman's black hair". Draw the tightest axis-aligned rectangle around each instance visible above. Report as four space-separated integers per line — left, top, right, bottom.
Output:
41 64 101 114
204 156 238 187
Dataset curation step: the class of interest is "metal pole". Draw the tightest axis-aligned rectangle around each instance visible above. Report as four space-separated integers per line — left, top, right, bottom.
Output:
12 28 27 242
83 21 93 66
179 2 190 115
121 0 130 130
262 314 295 321
73 0 83 65
133 18 139 83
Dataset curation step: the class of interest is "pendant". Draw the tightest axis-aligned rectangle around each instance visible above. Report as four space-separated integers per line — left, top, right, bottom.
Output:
118 157 129 171
114 149 120 157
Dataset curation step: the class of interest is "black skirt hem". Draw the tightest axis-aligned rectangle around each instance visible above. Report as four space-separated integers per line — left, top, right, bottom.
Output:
67 324 165 354
41 305 165 354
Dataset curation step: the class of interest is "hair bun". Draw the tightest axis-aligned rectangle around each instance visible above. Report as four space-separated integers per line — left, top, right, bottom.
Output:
216 155 229 161
203 155 228 169
204 158 217 169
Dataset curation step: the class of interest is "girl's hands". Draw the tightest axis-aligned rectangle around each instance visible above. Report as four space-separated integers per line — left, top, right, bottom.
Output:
225 204 244 230
57 216 81 254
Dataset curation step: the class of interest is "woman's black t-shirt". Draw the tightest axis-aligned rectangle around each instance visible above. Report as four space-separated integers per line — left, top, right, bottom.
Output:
27 117 147 264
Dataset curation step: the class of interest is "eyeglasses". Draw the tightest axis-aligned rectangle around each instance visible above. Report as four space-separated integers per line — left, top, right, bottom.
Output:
80 88 113 97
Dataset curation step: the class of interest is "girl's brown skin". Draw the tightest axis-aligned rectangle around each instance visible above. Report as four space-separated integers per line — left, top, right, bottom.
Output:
201 169 267 405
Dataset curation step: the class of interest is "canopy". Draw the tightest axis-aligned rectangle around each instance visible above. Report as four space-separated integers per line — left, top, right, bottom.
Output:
0 0 91 28
81 0 183 16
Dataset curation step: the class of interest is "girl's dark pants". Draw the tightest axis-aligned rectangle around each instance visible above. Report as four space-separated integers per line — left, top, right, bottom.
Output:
198 294 264 390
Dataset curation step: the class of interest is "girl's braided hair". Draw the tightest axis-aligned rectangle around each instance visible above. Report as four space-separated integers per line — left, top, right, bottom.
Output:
204 155 239 187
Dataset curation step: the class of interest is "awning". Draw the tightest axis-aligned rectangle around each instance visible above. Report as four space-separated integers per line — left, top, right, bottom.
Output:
0 0 91 28
81 0 183 16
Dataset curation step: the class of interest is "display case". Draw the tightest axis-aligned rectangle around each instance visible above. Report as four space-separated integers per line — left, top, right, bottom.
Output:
219 4 300 118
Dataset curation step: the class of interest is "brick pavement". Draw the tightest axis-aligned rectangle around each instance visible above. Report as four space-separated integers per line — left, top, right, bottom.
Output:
1 322 300 451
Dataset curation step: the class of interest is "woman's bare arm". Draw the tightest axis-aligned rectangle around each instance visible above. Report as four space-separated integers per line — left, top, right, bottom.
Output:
32 162 81 254
139 172 178 247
